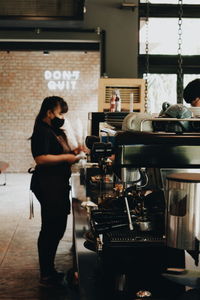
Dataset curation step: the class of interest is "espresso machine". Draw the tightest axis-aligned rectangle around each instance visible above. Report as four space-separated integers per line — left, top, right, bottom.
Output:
83 126 200 300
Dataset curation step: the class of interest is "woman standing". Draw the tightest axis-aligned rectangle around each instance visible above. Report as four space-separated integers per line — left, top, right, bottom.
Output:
30 96 81 288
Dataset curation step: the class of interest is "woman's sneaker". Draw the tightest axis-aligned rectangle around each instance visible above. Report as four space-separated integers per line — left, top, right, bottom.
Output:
51 270 65 280
39 273 68 289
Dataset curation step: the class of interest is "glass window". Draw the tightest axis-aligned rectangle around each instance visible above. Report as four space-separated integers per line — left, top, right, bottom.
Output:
140 0 197 3
140 18 200 55
144 74 177 113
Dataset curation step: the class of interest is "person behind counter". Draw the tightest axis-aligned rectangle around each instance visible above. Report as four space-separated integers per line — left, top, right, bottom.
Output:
183 78 200 106
30 96 84 288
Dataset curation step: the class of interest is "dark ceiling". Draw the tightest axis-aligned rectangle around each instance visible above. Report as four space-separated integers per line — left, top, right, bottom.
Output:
0 0 84 20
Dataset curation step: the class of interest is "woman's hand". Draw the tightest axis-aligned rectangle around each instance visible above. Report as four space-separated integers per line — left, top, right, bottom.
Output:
73 145 89 155
64 154 80 164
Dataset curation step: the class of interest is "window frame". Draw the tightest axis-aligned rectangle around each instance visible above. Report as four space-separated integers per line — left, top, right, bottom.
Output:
138 3 200 103
139 4 200 18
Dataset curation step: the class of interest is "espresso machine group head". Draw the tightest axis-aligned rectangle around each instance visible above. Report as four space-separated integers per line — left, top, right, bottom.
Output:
85 135 114 165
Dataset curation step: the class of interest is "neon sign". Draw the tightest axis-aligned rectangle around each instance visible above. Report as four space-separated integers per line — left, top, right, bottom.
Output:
44 70 80 91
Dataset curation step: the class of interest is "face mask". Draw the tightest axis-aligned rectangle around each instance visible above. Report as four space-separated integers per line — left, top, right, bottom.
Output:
51 117 65 129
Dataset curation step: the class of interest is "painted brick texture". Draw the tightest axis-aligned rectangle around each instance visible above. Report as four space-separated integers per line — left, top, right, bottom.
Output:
0 51 100 172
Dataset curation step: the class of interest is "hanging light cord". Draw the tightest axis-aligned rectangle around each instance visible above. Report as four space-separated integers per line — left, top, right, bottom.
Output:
177 0 183 103
144 0 150 113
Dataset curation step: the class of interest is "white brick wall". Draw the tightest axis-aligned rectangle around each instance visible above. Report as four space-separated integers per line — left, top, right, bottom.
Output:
0 51 100 172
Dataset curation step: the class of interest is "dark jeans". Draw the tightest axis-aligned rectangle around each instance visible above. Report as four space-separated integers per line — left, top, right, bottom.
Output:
31 172 70 277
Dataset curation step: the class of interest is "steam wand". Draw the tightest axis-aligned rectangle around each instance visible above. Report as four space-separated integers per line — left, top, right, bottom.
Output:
123 168 149 231
124 196 134 231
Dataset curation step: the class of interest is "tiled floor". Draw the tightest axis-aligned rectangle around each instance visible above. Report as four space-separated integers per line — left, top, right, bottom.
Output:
0 173 75 300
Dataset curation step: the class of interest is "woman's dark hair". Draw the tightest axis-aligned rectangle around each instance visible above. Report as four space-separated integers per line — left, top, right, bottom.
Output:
183 79 200 104
30 96 68 138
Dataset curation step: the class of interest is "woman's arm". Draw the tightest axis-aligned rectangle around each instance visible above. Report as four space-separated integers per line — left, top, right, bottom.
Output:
34 153 79 165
